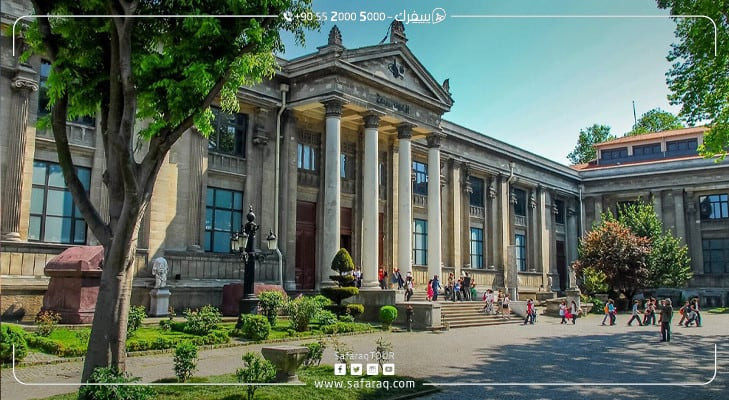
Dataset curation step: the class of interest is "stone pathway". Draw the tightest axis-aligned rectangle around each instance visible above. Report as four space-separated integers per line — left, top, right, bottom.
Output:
2 313 727 400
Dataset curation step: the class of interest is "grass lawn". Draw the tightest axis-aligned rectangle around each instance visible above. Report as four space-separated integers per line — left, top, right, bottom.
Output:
41 366 434 400
707 307 728 314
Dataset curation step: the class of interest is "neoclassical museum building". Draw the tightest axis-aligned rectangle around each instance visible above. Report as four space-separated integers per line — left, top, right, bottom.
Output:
2 7 728 319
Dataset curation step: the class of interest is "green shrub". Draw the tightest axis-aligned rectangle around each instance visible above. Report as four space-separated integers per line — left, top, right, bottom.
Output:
312 295 332 309
578 266 609 295
257 291 286 326
25 334 85 357
379 306 398 330
302 340 326 368
127 305 147 334
581 295 605 314
235 314 251 330
338 314 355 323
236 352 276 400
346 303 364 318
79 366 153 400
173 341 198 382
34 310 62 337
1 324 28 364
183 305 222 335
284 296 322 332
320 322 360 334
320 287 360 307
242 315 271 341
316 310 338 326
74 329 91 345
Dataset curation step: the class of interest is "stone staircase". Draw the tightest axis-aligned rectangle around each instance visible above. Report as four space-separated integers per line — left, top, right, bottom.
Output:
404 290 522 329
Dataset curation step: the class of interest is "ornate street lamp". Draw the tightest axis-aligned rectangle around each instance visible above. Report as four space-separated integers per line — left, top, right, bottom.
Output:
230 206 276 315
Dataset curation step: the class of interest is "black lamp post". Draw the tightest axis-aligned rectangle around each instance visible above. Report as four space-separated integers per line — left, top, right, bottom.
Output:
230 206 278 315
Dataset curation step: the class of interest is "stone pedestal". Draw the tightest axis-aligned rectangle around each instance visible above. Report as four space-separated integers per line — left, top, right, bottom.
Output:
149 288 171 317
43 246 103 324
565 288 582 309
261 345 309 383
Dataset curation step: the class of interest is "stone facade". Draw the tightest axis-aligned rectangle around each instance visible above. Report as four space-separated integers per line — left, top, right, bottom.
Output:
1 11 728 320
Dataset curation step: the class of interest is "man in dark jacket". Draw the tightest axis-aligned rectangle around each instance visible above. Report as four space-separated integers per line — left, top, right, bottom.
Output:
659 298 673 342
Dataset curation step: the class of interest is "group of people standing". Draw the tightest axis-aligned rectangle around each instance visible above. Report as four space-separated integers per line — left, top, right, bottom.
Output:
559 300 581 324
480 289 512 319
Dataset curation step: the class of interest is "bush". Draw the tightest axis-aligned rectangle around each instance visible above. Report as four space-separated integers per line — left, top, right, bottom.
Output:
284 296 322 332
173 341 198 382
338 314 355 323
320 322 360 334
79 366 153 400
34 310 62 337
312 295 332 309
183 305 222 335
1 324 28 364
242 315 271 341
303 340 326 368
127 305 147 334
316 310 338 326
257 291 286 326
379 306 398 330
320 287 360 307
578 266 609 295
236 352 276 400
582 294 605 314
346 303 364 318
25 334 85 357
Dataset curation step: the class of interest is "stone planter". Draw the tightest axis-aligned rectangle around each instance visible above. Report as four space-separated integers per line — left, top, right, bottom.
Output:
261 345 309 383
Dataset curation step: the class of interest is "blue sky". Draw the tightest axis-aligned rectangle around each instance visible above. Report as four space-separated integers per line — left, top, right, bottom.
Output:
281 0 685 165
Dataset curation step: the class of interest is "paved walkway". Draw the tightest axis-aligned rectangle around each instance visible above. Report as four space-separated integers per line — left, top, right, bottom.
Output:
2 313 727 400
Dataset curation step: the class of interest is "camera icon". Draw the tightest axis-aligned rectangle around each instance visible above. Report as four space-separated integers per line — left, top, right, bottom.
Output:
382 363 395 376
334 363 347 376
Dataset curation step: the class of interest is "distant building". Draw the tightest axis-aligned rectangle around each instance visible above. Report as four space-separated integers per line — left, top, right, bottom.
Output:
1 4 727 320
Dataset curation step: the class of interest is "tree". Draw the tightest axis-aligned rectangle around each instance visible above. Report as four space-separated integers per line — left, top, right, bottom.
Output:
625 108 683 136
567 124 615 164
573 220 651 302
320 248 359 309
657 0 729 160
616 202 692 288
22 0 316 382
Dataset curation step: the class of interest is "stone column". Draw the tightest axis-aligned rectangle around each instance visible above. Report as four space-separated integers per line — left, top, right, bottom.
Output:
538 187 548 282
320 99 344 288
529 189 538 271
488 176 498 270
684 191 703 274
396 123 413 273
187 130 206 251
426 133 442 280
498 175 510 287
594 196 603 222
673 189 686 244
361 111 383 288
566 202 579 287
652 190 663 222
450 161 462 270
2 64 38 241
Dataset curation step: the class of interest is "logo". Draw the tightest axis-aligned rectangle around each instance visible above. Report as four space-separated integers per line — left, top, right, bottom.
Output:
350 363 363 376
334 363 347 376
366 363 379 375
382 363 395 376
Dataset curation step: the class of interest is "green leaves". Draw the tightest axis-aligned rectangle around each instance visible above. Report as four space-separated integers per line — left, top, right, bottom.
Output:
567 124 615 164
625 108 683 136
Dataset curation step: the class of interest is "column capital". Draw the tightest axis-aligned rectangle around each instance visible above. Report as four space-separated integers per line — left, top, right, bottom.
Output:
426 132 445 148
11 63 38 93
363 109 385 129
397 122 415 139
323 97 345 117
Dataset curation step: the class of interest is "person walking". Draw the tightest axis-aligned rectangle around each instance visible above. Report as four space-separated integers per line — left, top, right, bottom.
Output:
431 275 441 301
405 276 414 301
463 272 471 301
502 293 511 319
601 301 610 326
677 300 690 326
570 300 579 324
523 299 535 325
607 299 616 326
627 300 643 326
378 267 387 289
446 272 455 301
559 300 568 324
481 289 494 314
426 279 434 301
659 298 674 342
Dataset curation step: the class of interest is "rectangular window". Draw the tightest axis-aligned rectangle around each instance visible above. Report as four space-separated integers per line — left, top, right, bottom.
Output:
632 143 662 159
378 161 386 187
666 138 698 157
412 161 428 196
702 238 729 274
600 147 629 163
297 143 316 171
554 199 565 224
470 227 484 269
29 161 90 244
469 177 484 207
699 194 729 220
340 153 354 179
208 108 247 157
413 219 428 265
515 233 526 271
204 187 244 253
513 188 526 217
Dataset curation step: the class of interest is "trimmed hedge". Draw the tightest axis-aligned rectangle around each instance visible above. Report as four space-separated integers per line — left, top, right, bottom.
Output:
25 334 85 357
1 324 28 364
379 306 398 329
346 303 364 318
320 322 361 334
242 315 271 341
125 329 229 352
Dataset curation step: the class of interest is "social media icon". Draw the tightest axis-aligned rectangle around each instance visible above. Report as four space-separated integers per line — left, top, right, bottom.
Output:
382 363 395 376
366 363 379 375
334 363 347 376
350 363 363 376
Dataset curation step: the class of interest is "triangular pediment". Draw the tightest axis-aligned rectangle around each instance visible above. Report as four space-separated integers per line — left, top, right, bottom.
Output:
343 44 453 108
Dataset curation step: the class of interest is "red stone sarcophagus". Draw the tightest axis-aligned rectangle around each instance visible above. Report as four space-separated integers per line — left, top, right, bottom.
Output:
43 246 104 324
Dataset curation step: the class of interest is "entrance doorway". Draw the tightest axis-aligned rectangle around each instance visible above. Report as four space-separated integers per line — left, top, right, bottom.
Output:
295 201 316 290
556 240 566 291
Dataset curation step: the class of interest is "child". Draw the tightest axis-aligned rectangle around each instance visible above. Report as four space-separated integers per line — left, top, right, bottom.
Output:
426 279 434 301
